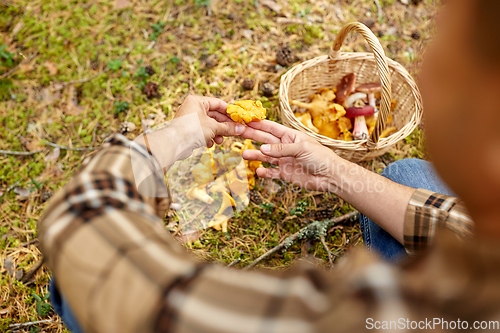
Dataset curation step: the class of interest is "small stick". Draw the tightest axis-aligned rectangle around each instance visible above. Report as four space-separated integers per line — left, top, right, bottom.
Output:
374 0 383 19
62 40 136 86
244 211 359 270
90 123 99 148
228 259 241 267
9 319 61 328
0 149 44 155
0 53 37 79
0 180 20 199
320 236 334 268
21 258 44 283
44 141 97 151
19 239 38 247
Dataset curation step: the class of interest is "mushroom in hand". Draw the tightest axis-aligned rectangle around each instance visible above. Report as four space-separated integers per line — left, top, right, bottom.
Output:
345 105 375 140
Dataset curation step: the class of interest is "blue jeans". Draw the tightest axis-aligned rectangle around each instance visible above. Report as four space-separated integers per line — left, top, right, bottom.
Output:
50 280 83 333
359 158 455 263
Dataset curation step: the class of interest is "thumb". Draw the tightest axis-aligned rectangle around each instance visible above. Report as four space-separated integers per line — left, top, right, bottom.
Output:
260 142 302 158
214 121 246 137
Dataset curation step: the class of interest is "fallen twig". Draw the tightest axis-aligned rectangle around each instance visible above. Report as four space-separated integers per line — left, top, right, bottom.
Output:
320 236 334 268
244 211 359 270
44 141 97 151
228 259 241 267
0 149 45 155
9 319 61 329
374 0 383 19
0 180 20 200
21 258 44 283
90 123 99 148
63 40 136 86
0 53 37 79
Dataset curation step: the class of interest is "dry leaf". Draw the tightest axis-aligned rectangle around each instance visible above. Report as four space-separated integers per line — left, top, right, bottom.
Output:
20 63 34 73
10 21 24 39
45 147 60 163
179 230 202 244
44 61 58 75
26 141 42 151
114 0 131 10
14 187 30 198
66 85 85 115
261 0 282 13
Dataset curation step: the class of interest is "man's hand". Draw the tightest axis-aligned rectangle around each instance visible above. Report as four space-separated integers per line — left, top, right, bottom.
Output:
241 120 338 191
175 95 245 147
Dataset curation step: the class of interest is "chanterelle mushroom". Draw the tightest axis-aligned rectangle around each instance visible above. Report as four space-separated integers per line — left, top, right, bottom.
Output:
335 73 356 104
294 112 319 133
356 82 382 111
345 105 375 140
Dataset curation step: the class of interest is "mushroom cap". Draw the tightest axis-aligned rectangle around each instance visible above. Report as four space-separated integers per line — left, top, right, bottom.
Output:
355 82 382 94
335 73 356 104
345 105 376 118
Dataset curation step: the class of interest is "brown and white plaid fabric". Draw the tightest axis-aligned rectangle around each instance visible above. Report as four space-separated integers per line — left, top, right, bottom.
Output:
404 188 473 255
40 135 500 333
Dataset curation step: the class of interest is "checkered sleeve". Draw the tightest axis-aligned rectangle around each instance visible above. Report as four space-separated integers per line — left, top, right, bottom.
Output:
403 188 474 255
37 134 348 333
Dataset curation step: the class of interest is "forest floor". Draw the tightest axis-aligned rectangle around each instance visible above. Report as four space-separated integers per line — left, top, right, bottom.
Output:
0 0 436 331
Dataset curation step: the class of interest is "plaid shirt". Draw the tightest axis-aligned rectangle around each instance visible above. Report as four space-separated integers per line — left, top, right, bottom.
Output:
39 135 490 333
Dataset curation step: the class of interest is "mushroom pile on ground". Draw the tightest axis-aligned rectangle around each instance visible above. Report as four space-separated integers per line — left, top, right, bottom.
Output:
291 73 397 141
185 140 263 232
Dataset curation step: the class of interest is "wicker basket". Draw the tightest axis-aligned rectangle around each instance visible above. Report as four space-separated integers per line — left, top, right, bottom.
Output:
279 22 423 162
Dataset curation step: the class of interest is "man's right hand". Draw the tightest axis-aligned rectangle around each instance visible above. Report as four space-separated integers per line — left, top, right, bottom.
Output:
240 120 339 192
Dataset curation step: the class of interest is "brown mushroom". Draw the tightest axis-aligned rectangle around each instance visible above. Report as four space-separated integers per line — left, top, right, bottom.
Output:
356 82 382 111
345 105 375 140
335 73 356 104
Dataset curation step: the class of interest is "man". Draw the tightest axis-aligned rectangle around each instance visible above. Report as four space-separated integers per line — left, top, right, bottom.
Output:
39 0 500 332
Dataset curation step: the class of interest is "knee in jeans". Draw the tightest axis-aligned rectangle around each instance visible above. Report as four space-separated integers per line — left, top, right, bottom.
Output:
381 158 426 182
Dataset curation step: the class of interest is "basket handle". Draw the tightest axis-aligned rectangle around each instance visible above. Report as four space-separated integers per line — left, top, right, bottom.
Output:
330 22 392 144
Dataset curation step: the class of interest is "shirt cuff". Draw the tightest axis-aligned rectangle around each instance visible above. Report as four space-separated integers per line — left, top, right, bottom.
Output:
403 188 473 255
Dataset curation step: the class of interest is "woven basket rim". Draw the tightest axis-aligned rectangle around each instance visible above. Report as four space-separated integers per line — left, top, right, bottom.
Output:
279 51 423 152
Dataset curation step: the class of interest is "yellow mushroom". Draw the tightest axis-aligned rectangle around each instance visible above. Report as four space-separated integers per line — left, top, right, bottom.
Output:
227 100 267 123
208 213 230 233
294 112 319 133
313 115 341 139
380 126 397 139
191 162 214 185
186 184 214 204
291 88 344 121
210 178 236 217
226 169 250 207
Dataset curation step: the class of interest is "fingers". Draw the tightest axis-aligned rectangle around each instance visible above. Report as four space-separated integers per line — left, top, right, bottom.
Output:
239 126 282 144
208 110 232 123
256 167 281 179
200 96 229 114
177 95 229 118
242 149 280 165
247 120 296 139
213 121 246 137
214 135 224 145
260 142 303 158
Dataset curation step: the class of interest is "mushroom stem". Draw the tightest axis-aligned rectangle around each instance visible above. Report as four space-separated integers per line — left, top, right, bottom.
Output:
367 93 378 111
345 92 367 108
353 116 369 141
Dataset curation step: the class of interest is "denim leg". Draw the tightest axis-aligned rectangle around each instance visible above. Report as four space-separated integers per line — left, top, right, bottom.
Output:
50 279 84 333
359 158 455 264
